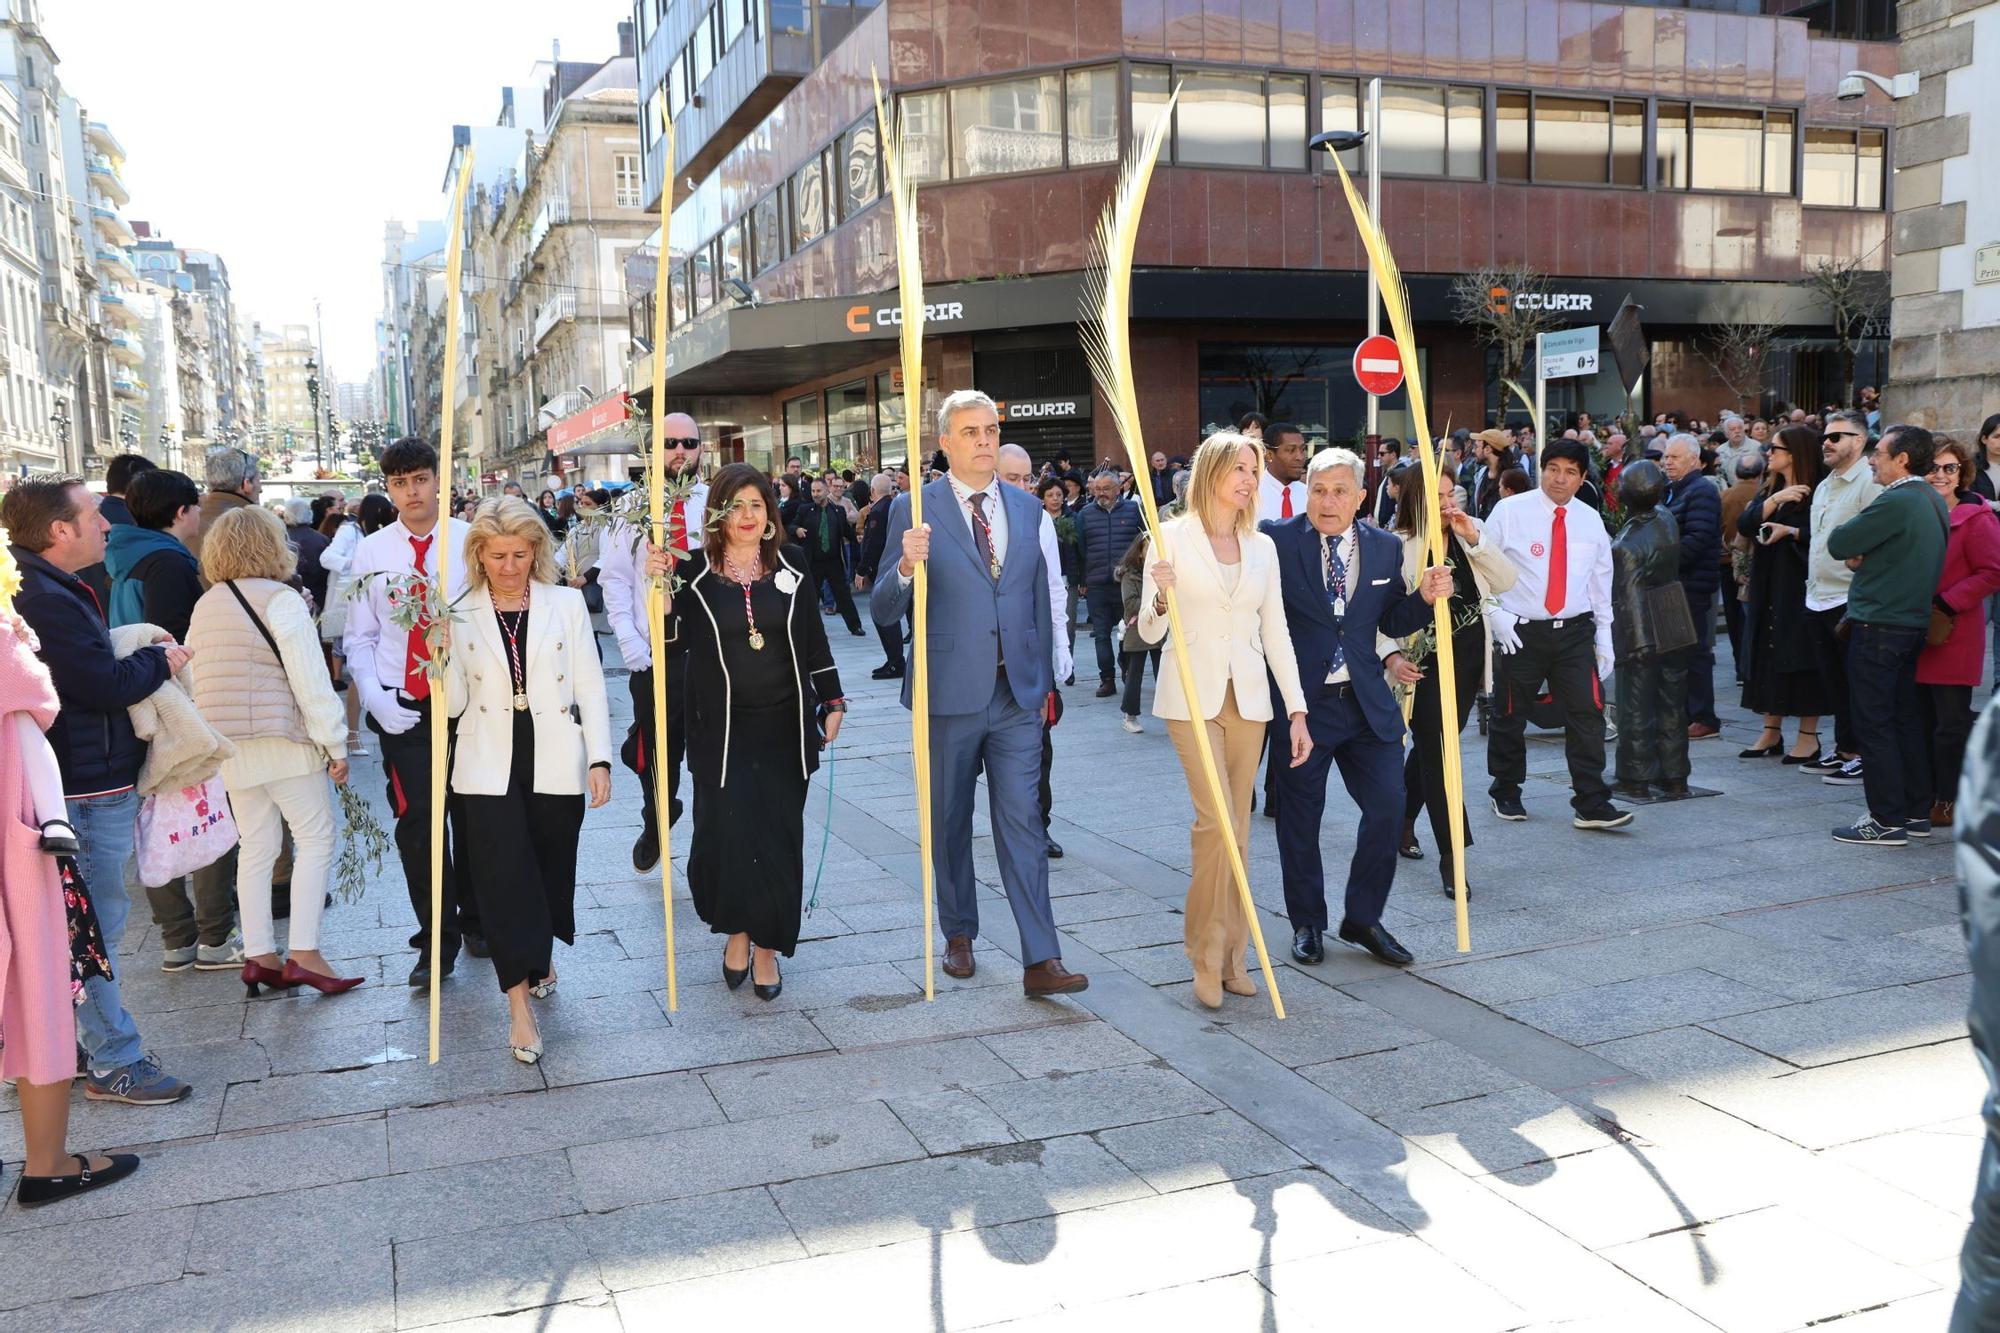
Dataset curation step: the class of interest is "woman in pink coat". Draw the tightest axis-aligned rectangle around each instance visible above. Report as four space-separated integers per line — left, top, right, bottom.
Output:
1917 435 2000 829
0 600 140 1205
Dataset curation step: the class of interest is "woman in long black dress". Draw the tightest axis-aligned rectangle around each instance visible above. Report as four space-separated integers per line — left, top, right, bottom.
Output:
1736 424 1831 762
647 463 844 1000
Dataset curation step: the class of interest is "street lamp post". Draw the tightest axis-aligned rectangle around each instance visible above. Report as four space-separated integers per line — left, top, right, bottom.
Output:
306 356 323 471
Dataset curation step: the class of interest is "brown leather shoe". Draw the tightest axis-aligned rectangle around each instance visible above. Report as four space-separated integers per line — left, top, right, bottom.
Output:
1023 959 1089 997
1932 800 1956 828
942 935 975 979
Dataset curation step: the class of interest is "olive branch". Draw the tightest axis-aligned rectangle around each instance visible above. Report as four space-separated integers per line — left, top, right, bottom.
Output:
345 573 470 680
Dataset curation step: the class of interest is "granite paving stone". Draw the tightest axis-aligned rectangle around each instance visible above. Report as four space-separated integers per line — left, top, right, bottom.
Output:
1379 1086 1617 1177
884 1087 1022 1155
0 1205 197 1310
979 1020 1152 1078
1297 1040 1525 1116
1689 1041 1985 1150
769 1131 1153 1256
386 1072 725 1172
1258 1235 1527 1332
803 982 1086 1049
0 1249 397 1333
1499 969 1788 1045
392 1216 606 1329
972 1061 1222 1139
1094 1108 1307 1191
699 1036 1017 1120
568 1186 807 1292
1704 981 1972 1066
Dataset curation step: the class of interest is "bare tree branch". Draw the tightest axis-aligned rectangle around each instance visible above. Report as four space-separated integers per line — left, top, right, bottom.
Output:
1794 257 1889 410
1694 318 1779 418
1449 265 1563 426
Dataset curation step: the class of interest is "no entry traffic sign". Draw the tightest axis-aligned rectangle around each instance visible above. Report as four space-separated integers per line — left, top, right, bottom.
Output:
1353 335 1404 397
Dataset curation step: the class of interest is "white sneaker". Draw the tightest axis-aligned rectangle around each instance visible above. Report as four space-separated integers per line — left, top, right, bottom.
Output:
1121 715 1144 733
194 935 245 971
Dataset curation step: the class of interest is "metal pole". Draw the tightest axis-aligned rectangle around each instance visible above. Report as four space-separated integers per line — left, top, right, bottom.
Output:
1533 333 1547 460
1365 76 1381 444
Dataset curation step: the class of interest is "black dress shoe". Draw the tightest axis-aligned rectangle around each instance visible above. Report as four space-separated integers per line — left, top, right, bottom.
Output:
1045 838 1064 859
15 1152 140 1207
723 951 750 990
753 955 782 1002
870 662 905 680
632 825 660 873
407 955 456 988
1337 920 1414 966
461 932 490 959
1291 926 1324 965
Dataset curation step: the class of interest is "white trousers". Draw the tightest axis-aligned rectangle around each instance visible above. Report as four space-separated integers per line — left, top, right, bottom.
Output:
231 771 336 956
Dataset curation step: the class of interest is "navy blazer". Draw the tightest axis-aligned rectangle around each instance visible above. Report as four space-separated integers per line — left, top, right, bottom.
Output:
1260 516 1437 744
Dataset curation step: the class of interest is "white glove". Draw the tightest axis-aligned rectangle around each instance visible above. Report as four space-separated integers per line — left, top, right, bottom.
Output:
1488 609 1522 655
362 682 421 735
1596 647 1615 680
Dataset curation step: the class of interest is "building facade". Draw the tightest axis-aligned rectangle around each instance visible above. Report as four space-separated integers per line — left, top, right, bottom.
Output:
632 1 1899 473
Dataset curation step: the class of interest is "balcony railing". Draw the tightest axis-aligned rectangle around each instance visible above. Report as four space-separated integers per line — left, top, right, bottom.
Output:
526 195 570 259
533 292 575 346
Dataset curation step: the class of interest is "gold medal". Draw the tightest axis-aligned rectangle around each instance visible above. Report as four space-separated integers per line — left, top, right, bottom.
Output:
749 630 765 651
513 692 529 711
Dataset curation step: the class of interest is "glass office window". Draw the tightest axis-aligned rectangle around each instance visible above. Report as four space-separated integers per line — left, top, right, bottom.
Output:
1131 64 1172 153
691 242 714 315
898 90 949 183
790 154 827 248
1268 74 1307 169
1657 102 1689 188
1496 91 1530 182
1690 106 1763 192
769 1 808 36
876 369 907 465
751 190 783 274
692 8 715 86
951 74 1062 177
839 117 880 219
827 379 872 468
1857 128 1885 208
784 392 823 467
1763 109 1795 196
1321 78 1360 139
1447 86 1484 179
669 263 690 327
720 220 744 287
1066 65 1120 165
1534 96 1610 184
1176 70 1264 167
720 0 745 49
667 50 687 115
1379 83 1447 177
1612 99 1645 186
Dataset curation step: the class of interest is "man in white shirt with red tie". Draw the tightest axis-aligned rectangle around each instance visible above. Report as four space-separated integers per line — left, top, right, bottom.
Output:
597 414 708 873
1483 438 1633 831
1256 422 1309 816
343 438 483 986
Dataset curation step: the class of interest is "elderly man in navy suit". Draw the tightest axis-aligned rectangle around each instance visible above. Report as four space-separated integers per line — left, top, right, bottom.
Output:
871 389 1086 998
1264 447 1451 968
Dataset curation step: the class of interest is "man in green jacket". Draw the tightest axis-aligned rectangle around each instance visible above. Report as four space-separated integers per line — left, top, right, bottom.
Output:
1825 424 1949 847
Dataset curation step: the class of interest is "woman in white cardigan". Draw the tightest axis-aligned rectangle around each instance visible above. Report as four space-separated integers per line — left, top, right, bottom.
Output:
185 505 359 996
440 497 612 1065
1141 432 1310 1009
1388 462 1517 891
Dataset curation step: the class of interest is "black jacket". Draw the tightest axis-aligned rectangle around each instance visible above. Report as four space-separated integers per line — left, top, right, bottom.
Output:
288 522 331 609
1663 476 1723 603
856 503 892 581
787 497 852 567
126 548 203 643
8 545 171 796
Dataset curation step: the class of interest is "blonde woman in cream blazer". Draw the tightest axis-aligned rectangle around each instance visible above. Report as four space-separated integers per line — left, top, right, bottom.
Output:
439 497 612 1065
1139 432 1310 1009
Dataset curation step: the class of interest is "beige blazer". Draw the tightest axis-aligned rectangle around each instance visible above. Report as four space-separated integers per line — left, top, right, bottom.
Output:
1138 515 1308 724
442 582 613 797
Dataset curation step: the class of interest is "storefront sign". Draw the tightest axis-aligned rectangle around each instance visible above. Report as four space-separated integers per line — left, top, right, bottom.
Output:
1975 243 2000 286
549 392 631 453
845 300 967 334
1492 286 1595 314
996 395 1091 422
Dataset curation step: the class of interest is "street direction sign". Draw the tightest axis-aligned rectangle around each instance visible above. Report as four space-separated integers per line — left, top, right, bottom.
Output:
1353 334 1404 396
1538 326 1601 380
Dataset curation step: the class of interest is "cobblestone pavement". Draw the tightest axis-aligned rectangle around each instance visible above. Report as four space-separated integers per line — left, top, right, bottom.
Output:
0 618 1977 1331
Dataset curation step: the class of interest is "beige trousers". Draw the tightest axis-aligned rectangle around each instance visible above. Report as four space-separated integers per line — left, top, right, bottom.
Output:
1167 686 1264 989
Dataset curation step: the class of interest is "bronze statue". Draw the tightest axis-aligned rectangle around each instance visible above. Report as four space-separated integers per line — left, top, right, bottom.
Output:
1610 461 1697 799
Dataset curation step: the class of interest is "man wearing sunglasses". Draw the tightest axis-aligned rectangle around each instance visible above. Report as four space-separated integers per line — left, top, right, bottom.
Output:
1802 411 1883 788
599 415 708 872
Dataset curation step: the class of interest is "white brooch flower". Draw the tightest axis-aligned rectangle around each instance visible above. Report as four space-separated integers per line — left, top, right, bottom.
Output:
774 568 800 595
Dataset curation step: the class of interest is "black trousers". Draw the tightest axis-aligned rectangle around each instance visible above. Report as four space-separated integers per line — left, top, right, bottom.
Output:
1086 584 1123 682
1121 646 1160 717
370 700 479 959
1487 617 1610 811
629 655 687 836
1847 622 1929 823
1723 583 1747 682
1805 604 1858 756
1404 622 1483 874
813 559 862 633
1923 683 1978 807
1614 651 1692 786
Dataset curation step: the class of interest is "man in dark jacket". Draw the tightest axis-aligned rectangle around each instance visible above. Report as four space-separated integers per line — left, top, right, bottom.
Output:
190 445 259 564
1660 433 1724 736
1076 470 1142 696
855 472 905 679
2 476 193 1105
283 497 331 611
75 451 155 608
790 476 864 635
106 467 203 639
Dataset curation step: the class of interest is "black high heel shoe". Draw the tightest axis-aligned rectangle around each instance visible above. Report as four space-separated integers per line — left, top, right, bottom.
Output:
1738 734 1785 759
38 819 79 856
723 941 750 990
1782 730 1822 766
753 951 782 1002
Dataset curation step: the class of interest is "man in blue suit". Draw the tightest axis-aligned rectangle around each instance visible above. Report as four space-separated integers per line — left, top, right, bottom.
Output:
871 389 1087 998
1264 448 1450 968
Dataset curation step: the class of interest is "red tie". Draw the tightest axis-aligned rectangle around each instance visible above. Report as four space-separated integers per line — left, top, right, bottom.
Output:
1544 506 1567 617
404 533 434 701
668 498 687 551
1280 486 1293 519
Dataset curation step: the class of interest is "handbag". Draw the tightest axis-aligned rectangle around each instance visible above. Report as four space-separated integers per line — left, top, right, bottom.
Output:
137 778 238 886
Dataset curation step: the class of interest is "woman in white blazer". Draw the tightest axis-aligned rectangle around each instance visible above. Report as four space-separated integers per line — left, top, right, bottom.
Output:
1387 463 1517 889
1140 431 1310 1009
440 497 612 1065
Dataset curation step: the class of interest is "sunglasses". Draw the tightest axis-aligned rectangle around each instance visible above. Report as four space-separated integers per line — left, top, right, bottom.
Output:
1822 431 1862 444
1932 462 1961 475
662 437 700 449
